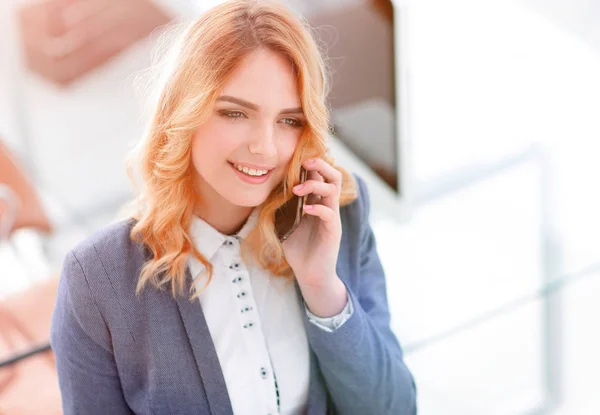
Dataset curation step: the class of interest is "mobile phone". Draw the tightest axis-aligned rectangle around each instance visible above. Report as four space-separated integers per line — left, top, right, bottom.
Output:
275 167 308 242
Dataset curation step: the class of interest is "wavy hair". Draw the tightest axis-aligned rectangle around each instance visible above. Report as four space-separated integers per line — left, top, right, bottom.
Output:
126 0 357 301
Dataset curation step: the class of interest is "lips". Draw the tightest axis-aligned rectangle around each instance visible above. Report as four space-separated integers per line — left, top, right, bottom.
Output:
229 162 274 184
231 162 269 177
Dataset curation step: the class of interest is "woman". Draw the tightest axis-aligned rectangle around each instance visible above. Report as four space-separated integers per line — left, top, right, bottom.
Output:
50 1 416 414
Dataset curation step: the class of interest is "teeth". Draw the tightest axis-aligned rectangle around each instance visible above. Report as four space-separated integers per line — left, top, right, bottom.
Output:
233 163 268 176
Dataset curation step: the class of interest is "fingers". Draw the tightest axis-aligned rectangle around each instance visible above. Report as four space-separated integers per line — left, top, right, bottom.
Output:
17 0 171 86
293 180 337 200
301 158 342 189
18 0 121 85
302 203 338 226
293 158 343 210
59 0 114 29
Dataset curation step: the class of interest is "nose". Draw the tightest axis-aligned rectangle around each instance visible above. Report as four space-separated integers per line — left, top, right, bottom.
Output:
248 124 277 158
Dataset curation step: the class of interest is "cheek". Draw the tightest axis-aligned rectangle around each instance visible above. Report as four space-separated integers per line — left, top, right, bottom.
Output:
191 134 212 172
270 135 300 183
192 123 242 167
277 133 300 163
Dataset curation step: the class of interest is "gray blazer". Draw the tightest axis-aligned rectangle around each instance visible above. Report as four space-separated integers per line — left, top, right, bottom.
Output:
50 175 417 414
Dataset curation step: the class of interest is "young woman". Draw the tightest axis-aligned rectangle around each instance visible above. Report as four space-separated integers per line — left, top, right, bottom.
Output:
50 1 416 414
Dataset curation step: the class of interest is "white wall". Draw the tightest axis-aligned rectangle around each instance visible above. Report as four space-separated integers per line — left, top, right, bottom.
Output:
373 1 600 413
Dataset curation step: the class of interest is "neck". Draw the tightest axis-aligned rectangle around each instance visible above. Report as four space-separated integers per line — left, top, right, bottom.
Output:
193 176 253 236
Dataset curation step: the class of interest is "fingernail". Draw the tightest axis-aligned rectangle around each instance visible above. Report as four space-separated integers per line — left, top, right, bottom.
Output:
306 158 315 164
294 184 304 190
304 204 313 210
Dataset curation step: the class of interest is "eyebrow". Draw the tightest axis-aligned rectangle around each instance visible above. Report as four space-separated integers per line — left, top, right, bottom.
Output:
216 95 304 115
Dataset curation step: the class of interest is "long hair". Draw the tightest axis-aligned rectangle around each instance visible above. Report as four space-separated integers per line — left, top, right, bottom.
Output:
126 0 357 301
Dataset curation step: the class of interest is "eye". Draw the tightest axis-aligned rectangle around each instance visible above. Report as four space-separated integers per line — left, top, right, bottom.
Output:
281 118 303 128
220 110 246 120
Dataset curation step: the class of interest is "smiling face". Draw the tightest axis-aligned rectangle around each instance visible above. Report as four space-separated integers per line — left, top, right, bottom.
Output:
191 47 305 211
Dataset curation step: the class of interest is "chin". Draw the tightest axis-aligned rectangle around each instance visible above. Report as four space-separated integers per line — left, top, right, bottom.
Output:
225 190 271 208
230 197 264 208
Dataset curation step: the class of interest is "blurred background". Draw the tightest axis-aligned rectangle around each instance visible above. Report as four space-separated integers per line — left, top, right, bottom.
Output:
1 0 600 413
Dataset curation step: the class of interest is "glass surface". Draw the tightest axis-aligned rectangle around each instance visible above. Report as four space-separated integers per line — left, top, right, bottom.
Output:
300 0 400 192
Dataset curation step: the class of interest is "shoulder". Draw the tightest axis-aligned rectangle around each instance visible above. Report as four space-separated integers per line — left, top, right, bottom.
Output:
61 218 146 306
339 172 371 234
338 173 371 268
55 219 144 351
68 218 144 267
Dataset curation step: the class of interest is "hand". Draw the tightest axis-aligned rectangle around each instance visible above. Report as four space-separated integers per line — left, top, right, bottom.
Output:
281 158 348 317
18 0 172 86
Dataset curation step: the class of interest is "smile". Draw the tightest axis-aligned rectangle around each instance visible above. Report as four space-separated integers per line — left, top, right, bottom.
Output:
231 163 270 177
229 162 274 185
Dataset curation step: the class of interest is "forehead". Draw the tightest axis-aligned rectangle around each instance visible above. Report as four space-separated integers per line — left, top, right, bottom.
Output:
220 48 301 109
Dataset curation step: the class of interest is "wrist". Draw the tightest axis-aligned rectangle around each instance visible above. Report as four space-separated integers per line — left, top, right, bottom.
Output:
299 275 347 318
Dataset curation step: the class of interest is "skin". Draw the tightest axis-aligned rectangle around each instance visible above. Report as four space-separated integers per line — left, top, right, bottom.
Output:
192 47 347 318
18 0 172 86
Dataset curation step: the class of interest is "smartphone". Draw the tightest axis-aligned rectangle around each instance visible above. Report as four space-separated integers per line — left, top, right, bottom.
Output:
275 167 308 242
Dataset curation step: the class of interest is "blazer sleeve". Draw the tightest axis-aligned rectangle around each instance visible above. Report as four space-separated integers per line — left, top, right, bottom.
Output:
50 251 133 415
304 175 417 415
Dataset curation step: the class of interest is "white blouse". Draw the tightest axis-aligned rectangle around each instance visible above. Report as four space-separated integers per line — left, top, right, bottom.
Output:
187 208 352 415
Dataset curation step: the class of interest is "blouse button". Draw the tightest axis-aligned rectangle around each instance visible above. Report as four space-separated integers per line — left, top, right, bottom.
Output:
229 263 241 270
232 276 243 283
243 322 255 329
241 306 253 313
260 367 268 378
237 291 247 299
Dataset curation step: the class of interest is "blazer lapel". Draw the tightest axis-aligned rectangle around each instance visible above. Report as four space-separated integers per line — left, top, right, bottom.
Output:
174 268 330 414
306 348 331 414
175 267 233 415
294 280 331 414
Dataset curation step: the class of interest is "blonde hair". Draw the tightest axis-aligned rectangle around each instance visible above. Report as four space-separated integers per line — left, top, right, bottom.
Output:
126 0 357 301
